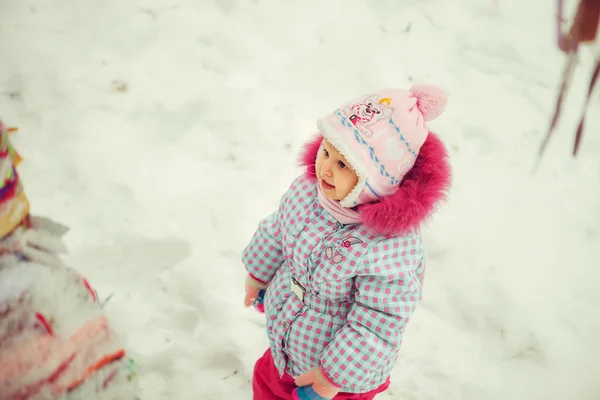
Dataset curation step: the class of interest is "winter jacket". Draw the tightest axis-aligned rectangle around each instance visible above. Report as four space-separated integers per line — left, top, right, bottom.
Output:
242 133 451 393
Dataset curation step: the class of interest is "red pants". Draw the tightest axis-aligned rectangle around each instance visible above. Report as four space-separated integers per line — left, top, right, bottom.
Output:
252 349 390 400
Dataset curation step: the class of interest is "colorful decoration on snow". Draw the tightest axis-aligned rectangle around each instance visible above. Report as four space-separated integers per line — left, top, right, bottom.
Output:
0 120 30 240
123 357 137 382
0 119 139 398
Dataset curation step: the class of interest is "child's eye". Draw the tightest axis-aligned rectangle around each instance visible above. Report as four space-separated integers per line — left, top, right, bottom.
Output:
323 149 329 157
338 161 347 169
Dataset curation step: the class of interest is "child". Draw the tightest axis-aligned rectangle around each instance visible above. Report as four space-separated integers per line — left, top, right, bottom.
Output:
0 120 138 399
242 84 451 399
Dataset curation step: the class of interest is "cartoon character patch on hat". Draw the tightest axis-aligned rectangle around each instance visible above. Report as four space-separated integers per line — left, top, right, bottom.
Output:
343 95 394 138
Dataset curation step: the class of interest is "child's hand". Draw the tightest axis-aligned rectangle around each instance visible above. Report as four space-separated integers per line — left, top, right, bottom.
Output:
293 368 341 399
243 275 268 308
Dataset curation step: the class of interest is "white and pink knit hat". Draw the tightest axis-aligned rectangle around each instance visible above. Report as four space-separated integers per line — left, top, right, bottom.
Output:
317 84 448 207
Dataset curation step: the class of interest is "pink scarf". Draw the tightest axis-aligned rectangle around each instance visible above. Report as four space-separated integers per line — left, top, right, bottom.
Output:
316 184 362 225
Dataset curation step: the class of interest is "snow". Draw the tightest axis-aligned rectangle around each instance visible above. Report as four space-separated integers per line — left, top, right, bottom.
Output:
1 0 599 398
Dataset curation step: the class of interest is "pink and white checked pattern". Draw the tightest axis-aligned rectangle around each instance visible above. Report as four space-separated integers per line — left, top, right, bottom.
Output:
242 175 426 393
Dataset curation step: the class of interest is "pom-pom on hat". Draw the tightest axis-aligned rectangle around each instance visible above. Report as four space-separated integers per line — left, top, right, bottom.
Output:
316 84 447 207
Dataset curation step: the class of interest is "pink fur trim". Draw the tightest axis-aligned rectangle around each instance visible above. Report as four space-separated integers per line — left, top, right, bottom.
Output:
410 84 448 122
298 132 451 236
299 133 323 181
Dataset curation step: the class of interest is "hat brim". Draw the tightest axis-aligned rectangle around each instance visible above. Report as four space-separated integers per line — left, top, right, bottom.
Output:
316 115 368 208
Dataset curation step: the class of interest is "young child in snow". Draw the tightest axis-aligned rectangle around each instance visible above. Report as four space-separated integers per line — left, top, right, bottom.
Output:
242 84 451 400
0 120 138 399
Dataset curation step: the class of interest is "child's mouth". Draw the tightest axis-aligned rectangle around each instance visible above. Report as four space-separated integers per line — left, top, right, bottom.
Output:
321 180 335 190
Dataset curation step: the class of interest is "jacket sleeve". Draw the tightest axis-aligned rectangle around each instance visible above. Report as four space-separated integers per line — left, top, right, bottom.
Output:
319 236 426 389
241 184 291 284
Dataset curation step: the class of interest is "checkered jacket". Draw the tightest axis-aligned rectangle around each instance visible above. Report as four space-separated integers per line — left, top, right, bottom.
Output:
242 175 426 393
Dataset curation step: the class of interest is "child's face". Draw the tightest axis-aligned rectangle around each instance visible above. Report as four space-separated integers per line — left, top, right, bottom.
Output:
315 138 358 201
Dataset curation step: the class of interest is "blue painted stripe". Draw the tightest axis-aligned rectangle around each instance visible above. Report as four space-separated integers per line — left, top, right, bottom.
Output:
334 109 401 186
364 181 381 198
388 117 417 156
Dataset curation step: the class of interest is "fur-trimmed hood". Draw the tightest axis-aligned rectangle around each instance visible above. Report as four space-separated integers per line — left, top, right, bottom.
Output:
299 133 452 236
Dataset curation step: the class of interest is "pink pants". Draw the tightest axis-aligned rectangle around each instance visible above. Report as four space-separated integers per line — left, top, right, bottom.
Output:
252 349 390 400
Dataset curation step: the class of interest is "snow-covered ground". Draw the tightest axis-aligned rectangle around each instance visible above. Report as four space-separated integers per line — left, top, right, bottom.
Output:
1 0 599 398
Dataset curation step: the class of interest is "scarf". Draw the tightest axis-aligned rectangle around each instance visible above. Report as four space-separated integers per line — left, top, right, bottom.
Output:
316 183 362 225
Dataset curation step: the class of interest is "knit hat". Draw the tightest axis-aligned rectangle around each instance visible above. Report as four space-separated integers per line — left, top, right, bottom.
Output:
316 84 447 207
0 120 29 239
